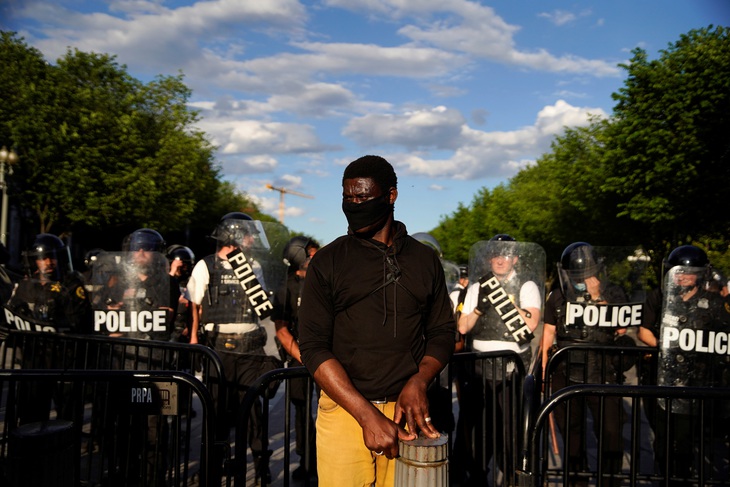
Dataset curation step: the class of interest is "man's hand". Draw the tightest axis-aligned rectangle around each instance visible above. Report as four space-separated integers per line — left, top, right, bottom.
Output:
360 408 408 459
585 276 602 299
394 376 440 441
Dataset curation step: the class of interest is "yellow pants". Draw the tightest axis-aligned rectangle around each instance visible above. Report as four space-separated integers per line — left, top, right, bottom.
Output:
316 391 396 487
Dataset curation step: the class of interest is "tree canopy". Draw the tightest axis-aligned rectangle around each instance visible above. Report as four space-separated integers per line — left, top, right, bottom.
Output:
433 25 730 276
0 31 265 254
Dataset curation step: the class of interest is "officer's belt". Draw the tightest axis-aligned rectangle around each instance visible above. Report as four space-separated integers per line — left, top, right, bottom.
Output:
204 323 258 334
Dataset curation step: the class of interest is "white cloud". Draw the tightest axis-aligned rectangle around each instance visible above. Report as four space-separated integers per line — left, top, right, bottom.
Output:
377 100 607 180
538 10 577 26
222 155 278 175
23 0 307 70
195 118 333 155
323 1 619 80
343 106 466 149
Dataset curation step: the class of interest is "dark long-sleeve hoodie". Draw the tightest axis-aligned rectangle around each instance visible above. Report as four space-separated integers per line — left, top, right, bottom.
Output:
298 221 455 401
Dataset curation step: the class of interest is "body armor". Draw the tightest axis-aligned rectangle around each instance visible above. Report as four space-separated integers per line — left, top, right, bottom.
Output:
200 254 258 326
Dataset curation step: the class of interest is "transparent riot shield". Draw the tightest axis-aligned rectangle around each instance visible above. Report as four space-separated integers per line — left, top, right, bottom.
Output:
657 265 730 413
2 301 58 333
468 240 546 347
557 246 649 333
206 220 289 327
3 277 78 334
442 259 461 293
89 250 173 339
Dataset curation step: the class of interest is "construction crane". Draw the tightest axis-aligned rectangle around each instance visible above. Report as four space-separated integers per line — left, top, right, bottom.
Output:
265 184 314 224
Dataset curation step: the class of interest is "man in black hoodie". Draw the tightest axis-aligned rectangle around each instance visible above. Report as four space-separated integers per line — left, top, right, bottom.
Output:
298 155 456 487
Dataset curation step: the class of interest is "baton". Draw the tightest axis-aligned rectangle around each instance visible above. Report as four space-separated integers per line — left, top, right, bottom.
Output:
548 412 559 456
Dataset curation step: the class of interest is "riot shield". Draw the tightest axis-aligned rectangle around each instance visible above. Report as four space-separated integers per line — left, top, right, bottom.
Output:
3 277 80 333
2 302 58 333
467 240 546 348
657 265 730 413
207 221 289 324
89 250 174 339
442 259 461 293
557 246 648 334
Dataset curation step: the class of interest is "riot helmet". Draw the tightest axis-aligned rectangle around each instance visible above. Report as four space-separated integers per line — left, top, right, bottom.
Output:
412 232 442 258
210 212 270 251
485 234 519 279
23 233 71 281
557 242 603 296
166 244 195 283
123 228 166 253
663 245 709 292
486 234 517 258
560 242 600 281
283 236 314 271
459 265 469 280
665 245 708 269
84 248 104 270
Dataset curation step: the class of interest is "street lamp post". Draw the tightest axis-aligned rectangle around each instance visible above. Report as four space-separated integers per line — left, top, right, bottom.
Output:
0 145 18 248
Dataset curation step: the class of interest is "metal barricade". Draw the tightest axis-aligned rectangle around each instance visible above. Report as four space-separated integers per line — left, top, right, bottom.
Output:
0 330 230 485
518 343 730 486
517 384 730 486
0 369 217 487
235 365 315 487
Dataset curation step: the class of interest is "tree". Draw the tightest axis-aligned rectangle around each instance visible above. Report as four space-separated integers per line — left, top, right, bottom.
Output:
604 25 730 247
434 26 730 269
0 32 222 237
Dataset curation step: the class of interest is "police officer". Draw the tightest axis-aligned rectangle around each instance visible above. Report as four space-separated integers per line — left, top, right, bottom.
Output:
90 228 179 486
187 212 283 483
272 235 319 480
639 245 730 484
455 234 543 484
6 233 91 423
94 228 179 341
7 233 90 334
540 242 627 487
166 244 196 343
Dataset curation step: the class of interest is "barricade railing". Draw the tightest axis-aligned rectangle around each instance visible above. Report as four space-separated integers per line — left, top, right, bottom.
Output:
235 351 528 486
448 350 527 486
0 369 217 487
0 330 235 483
235 365 315 487
516 384 730 487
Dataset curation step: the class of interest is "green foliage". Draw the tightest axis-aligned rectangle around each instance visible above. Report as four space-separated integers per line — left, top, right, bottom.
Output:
434 25 730 270
0 31 262 238
605 25 730 245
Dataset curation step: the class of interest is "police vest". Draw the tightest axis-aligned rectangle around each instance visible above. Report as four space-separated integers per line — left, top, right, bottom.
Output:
471 274 526 342
200 254 257 326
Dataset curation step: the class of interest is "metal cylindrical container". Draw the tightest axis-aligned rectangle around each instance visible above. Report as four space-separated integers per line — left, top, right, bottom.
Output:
395 434 449 486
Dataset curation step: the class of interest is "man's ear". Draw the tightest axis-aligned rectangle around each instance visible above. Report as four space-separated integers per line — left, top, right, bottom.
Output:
388 187 398 205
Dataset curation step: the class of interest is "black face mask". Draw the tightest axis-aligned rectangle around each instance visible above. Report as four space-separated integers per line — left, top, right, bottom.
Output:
342 195 392 234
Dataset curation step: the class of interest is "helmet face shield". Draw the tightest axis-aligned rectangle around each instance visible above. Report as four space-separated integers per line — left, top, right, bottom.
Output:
213 218 270 251
22 234 71 281
411 232 442 258
123 229 166 253
558 242 601 287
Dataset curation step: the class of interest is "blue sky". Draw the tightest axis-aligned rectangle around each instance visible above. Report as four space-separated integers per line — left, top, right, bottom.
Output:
3 0 728 246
